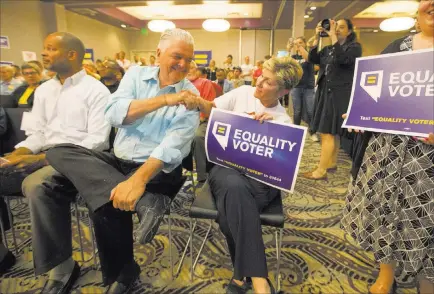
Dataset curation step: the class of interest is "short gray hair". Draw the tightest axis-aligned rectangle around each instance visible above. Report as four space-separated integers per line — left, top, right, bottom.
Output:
158 28 194 52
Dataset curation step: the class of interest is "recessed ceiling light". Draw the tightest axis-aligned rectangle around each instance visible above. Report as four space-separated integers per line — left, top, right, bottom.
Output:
148 20 176 32
373 29 378 32
121 24 127 28
304 15 309 18
380 17 415 32
243 13 249 16
203 19 230 32
310 7 317 10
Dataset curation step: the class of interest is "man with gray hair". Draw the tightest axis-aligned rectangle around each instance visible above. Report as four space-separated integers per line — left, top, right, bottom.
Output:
46 28 200 293
0 65 22 95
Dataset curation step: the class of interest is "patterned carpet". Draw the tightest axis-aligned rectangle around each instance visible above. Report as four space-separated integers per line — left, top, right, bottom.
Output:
0 131 418 293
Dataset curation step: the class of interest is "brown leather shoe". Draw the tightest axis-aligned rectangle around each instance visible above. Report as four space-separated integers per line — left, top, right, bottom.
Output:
301 171 328 181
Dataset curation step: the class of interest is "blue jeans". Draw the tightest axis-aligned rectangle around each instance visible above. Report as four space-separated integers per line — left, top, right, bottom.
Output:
291 87 315 126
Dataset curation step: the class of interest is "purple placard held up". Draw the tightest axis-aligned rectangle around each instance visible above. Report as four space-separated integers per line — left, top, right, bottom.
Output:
343 49 434 137
205 109 307 193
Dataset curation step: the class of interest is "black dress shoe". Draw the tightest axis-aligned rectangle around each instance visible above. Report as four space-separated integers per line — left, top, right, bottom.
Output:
41 261 80 294
226 278 252 294
0 251 16 276
105 261 141 294
134 193 171 244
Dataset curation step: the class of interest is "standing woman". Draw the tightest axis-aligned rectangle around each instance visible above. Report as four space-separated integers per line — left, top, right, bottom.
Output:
303 19 362 180
207 59 218 81
342 1 434 293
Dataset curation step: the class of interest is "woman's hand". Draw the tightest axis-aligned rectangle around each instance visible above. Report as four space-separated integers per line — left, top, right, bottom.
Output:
326 19 337 37
253 113 274 123
342 113 364 133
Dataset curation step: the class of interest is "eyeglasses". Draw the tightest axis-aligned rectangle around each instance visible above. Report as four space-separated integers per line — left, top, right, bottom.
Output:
23 71 39 76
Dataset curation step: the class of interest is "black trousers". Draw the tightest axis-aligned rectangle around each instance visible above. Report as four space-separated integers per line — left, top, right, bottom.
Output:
208 165 279 280
46 144 182 285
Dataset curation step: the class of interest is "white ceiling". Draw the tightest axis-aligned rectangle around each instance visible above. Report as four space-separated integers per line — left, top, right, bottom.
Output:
118 3 263 20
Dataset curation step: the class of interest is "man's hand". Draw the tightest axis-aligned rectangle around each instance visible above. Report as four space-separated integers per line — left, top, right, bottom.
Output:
253 112 274 123
110 178 146 211
1 154 46 169
165 90 200 110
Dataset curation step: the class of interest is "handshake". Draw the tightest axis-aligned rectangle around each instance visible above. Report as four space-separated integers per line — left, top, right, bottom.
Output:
164 90 202 111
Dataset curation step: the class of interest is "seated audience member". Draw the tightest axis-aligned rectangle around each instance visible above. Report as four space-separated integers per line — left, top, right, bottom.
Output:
140 57 147 66
95 59 103 68
117 51 131 70
188 62 217 183
0 106 6 136
45 29 200 293
83 60 101 80
0 65 22 95
11 62 44 107
0 32 110 290
11 64 25 83
231 66 245 89
252 60 264 86
207 59 217 81
28 60 51 81
226 69 234 81
97 60 125 93
214 68 234 94
191 56 303 294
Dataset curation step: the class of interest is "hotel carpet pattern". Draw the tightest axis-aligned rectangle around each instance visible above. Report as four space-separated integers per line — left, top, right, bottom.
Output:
0 138 419 293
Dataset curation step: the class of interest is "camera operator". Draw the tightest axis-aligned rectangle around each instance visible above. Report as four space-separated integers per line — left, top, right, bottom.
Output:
302 19 362 180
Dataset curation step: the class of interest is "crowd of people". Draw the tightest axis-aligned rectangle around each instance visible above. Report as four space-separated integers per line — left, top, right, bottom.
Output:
0 1 433 293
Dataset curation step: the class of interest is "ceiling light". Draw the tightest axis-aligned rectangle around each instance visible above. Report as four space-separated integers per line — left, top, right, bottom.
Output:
380 17 415 32
202 19 230 32
304 15 309 18
243 13 249 16
310 6 317 10
147 20 176 32
373 29 378 32
203 1 229 4
121 24 127 28
410 29 416 33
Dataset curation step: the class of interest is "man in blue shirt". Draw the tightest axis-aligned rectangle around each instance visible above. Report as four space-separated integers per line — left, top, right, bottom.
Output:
46 29 200 293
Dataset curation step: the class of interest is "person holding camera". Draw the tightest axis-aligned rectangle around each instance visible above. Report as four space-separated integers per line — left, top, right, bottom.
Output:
302 19 362 180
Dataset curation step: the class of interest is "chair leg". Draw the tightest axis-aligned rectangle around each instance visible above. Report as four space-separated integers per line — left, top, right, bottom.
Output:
190 218 194 282
0 213 8 251
190 172 196 196
88 214 98 270
5 197 18 255
275 228 283 292
175 219 197 277
74 202 85 263
168 213 173 280
192 220 212 273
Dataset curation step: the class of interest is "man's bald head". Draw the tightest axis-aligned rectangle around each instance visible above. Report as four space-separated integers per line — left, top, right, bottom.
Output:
42 32 85 74
50 32 85 63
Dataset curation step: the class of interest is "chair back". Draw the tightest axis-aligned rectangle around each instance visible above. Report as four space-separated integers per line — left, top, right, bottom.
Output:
1 108 29 155
0 95 15 108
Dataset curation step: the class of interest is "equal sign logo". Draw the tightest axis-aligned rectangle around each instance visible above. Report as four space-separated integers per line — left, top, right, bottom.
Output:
360 70 384 102
212 122 231 150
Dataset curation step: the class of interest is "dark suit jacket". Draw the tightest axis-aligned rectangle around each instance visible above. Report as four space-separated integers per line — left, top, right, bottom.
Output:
10 81 44 108
309 40 362 89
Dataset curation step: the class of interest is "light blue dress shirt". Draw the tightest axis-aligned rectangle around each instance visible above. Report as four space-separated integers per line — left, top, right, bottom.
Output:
105 66 200 172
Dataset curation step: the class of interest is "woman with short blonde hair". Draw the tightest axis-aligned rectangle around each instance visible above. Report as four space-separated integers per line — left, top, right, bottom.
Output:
193 56 302 294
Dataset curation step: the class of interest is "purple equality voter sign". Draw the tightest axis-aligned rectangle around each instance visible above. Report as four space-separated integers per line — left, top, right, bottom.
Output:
343 49 434 137
205 109 307 193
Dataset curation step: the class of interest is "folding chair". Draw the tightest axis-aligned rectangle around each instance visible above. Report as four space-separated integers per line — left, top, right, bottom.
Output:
179 180 285 291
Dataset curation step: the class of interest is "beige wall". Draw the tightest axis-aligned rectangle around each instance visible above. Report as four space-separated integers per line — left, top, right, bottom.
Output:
358 32 408 56
0 1 46 64
65 10 130 60
0 1 131 64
